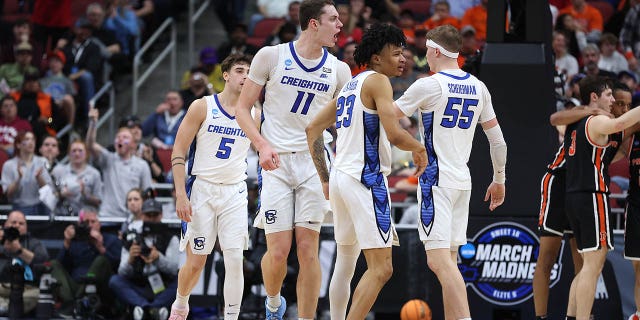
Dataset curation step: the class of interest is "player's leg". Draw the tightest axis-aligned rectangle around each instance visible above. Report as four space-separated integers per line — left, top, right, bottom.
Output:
632 261 640 320
294 227 321 319
625 202 640 319
533 235 562 317
575 248 608 319
427 247 470 319
262 230 293 311
218 182 250 320
329 243 359 320
347 247 393 320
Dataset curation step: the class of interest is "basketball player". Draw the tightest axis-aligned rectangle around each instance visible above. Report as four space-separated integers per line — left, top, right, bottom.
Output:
533 88 625 320
305 23 427 320
394 25 507 320
234 1 351 319
168 54 253 320
563 76 640 320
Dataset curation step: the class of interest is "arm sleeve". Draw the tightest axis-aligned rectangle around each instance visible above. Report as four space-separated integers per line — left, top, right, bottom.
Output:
247 46 279 86
484 124 507 183
395 78 440 116
156 236 180 276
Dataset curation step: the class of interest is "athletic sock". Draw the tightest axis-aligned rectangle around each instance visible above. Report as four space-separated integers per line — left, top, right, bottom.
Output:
267 293 282 312
174 291 190 309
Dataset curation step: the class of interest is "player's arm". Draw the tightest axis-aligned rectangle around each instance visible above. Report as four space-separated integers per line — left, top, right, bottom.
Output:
368 74 427 177
481 118 507 211
171 98 206 222
589 107 640 136
306 98 337 199
549 105 611 126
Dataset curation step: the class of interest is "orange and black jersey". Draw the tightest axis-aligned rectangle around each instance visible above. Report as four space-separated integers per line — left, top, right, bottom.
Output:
546 144 566 174
564 115 623 193
629 132 640 206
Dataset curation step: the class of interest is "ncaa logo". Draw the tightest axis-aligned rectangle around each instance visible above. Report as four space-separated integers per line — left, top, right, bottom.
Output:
212 108 220 119
458 222 562 306
193 237 206 250
265 210 277 224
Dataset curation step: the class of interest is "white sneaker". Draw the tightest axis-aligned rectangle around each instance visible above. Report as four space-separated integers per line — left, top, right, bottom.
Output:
133 306 144 320
158 307 169 320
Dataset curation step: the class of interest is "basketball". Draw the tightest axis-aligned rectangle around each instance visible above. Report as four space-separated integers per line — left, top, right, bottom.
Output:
400 299 432 320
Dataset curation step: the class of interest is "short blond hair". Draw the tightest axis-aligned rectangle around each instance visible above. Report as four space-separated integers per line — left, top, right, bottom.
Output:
426 25 461 54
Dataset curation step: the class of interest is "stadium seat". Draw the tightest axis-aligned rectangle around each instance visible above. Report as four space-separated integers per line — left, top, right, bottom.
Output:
1 0 33 23
399 0 432 22
246 18 284 48
587 0 614 24
155 147 173 173
609 156 629 179
388 175 409 203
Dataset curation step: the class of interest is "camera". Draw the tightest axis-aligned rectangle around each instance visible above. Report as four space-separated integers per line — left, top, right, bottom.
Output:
74 224 91 242
2 227 20 243
123 231 151 257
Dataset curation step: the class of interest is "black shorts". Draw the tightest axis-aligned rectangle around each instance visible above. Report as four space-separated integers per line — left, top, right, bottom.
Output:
625 201 640 260
538 172 571 236
566 192 614 252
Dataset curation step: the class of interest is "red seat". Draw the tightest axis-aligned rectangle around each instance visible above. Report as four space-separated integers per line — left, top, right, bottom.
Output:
1 0 33 23
587 0 614 24
247 18 285 48
609 157 629 179
155 148 173 173
388 175 409 203
399 0 432 22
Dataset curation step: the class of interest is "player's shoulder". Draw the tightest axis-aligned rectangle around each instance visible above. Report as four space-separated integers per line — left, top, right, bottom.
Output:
254 45 280 61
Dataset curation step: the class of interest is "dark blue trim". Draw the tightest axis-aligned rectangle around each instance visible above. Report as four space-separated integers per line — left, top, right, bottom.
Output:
420 111 438 232
289 42 327 72
438 71 470 80
371 180 391 242
214 94 235 120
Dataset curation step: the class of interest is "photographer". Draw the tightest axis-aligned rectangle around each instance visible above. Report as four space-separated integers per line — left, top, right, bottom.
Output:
50 207 121 317
0 210 49 316
109 199 179 320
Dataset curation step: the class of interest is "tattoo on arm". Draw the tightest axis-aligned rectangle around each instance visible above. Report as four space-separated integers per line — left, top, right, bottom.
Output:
311 137 330 183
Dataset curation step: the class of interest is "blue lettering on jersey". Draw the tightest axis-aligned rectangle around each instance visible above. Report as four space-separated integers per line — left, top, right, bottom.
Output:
280 76 330 92
342 79 358 92
448 83 477 95
207 125 247 137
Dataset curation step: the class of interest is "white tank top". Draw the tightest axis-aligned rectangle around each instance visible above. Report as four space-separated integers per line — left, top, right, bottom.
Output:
333 71 392 186
188 94 252 184
262 42 338 152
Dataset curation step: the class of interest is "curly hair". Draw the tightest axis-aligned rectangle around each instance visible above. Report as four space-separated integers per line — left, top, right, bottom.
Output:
354 23 406 68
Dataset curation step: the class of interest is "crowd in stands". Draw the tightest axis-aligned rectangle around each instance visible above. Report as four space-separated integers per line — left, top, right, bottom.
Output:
0 0 639 318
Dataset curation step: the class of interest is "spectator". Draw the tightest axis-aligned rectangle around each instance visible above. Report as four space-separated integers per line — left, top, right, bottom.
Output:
38 135 60 174
50 208 122 318
553 31 580 88
0 210 50 316
582 43 617 78
179 70 211 110
248 0 296 35
336 4 363 48
398 9 417 45
30 0 72 52
85 2 122 58
461 0 488 41
423 1 461 31
598 33 630 74
447 0 480 19
619 0 640 65
0 42 39 95
390 48 420 100
285 1 302 37
115 116 165 183
61 18 103 126
217 23 259 62
143 90 185 150
341 41 365 76
0 19 44 70
458 26 480 68
52 140 103 216
109 199 179 320
11 72 66 138
411 29 429 73
0 96 31 156
619 70 640 106
265 21 299 46
558 0 603 43
39 50 77 126
555 13 588 59
1 131 53 215
120 188 144 235
104 0 142 57
86 107 152 218
181 47 223 94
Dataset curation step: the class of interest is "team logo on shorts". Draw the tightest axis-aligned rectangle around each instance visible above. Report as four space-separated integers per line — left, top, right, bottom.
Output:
193 237 206 250
265 210 277 224
457 222 562 306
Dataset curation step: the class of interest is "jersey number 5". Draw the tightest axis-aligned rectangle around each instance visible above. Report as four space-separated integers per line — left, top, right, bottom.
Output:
216 138 235 159
290 91 315 115
440 97 478 129
336 94 356 128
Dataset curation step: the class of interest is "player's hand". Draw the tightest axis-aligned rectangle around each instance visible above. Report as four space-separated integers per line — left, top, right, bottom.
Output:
411 148 428 177
322 181 329 200
258 144 280 171
175 195 193 222
484 182 505 211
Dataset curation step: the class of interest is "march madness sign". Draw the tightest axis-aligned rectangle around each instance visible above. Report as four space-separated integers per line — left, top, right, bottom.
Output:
458 222 563 306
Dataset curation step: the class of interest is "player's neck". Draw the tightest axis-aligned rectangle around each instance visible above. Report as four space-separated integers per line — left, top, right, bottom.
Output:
432 60 460 73
216 90 239 114
292 36 325 60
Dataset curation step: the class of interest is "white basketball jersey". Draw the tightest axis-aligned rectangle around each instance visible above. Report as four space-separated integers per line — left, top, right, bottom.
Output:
188 95 251 184
421 71 493 190
262 42 339 152
333 71 392 187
